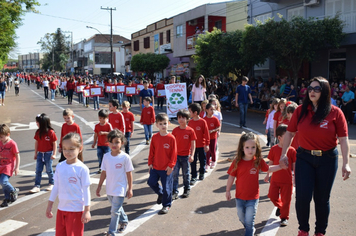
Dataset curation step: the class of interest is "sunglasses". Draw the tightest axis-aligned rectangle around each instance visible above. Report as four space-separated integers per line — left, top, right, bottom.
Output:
307 86 322 93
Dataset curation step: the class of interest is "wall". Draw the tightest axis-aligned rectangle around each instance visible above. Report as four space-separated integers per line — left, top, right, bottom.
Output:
226 1 248 31
208 16 226 32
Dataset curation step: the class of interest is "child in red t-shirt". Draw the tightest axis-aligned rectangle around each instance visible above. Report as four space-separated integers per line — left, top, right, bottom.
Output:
147 113 177 214
199 100 209 118
92 109 113 173
140 97 155 145
203 103 220 170
58 108 83 163
108 99 125 134
122 101 135 154
188 103 210 184
30 113 58 193
0 124 20 207
226 132 281 236
172 109 197 200
156 78 165 110
264 124 296 226
273 98 287 139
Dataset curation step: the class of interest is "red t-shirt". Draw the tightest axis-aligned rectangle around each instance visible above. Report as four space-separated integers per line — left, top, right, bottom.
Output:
172 126 197 156
148 133 177 170
59 122 82 148
49 81 57 90
140 106 155 125
94 123 113 147
203 116 220 140
199 111 205 118
188 118 210 148
67 81 75 90
108 112 125 133
291 131 299 150
0 139 19 176
268 145 296 184
265 110 270 118
34 129 57 152
282 118 290 126
273 111 283 127
122 111 135 133
287 105 347 151
227 157 269 200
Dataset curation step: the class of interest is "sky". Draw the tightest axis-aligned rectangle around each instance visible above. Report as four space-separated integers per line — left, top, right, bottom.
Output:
14 0 231 58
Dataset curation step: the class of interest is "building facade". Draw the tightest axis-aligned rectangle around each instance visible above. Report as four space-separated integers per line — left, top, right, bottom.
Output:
249 0 356 81
18 53 43 73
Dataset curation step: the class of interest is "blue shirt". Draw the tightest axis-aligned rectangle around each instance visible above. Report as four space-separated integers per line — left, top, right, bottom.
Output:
0 81 7 91
236 85 251 104
139 89 153 100
341 91 354 102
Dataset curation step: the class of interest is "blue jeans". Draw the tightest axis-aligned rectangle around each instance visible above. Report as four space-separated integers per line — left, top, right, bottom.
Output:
190 147 206 179
35 151 54 187
97 146 110 168
295 147 338 235
0 174 15 200
0 91 5 100
124 132 131 154
147 168 173 207
50 89 56 100
107 195 128 235
93 96 99 109
239 103 249 126
173 155 190 192
143 124 152 141
117 93 123 105
235 198 259 236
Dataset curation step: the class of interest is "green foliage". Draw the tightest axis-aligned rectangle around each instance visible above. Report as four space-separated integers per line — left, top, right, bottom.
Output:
0 0 39 68
130 53 170 78
38 28 70 71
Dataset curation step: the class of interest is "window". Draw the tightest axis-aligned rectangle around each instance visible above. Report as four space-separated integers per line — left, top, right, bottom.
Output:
144 37 150 49
253 13 272 25
166 30 171 43
95 53 111 64
134 40 139 51
215 20 222 30
325 0 356 33
176 25 183 38
287 6 304 21
160 32 164 45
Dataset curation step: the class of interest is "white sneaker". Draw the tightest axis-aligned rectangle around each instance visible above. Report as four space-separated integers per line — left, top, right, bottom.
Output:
210 162 216 169
45 185 53 191
29 186 40 193
51 99 55 101
205 164 209 172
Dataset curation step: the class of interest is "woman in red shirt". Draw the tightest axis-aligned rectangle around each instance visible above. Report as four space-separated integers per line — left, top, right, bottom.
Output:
280 77 351 236
66 78 75 105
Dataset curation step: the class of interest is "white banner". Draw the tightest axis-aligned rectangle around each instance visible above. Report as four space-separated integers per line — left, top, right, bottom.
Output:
165 83 188 118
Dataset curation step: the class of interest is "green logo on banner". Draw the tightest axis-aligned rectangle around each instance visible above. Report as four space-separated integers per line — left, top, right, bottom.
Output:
169 93 184 105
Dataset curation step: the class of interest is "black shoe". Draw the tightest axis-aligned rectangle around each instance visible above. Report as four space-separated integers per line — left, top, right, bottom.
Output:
157 194 163 204
97 169 102 174
182 189 190 198
172 192 178 200
276 208 281 217
158 206 170 214
199 174 204 180
190 178 197 185
118 222 128 233
242 125 247 128
10 188 19 202
0 199 10 207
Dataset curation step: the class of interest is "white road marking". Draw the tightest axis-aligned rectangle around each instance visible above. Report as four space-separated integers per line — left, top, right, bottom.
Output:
259 207 281 236
0 190 48 212
37 228 55 236
0 220 28 236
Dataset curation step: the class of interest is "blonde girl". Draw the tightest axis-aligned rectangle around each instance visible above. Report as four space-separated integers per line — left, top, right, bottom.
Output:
46 133 91 236
226 132 281 236
199 100 209 118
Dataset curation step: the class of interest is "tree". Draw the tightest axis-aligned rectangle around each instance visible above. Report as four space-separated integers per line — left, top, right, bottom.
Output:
130 53 170 79
251 14 345 87
37 28 70 71
0 0 39 68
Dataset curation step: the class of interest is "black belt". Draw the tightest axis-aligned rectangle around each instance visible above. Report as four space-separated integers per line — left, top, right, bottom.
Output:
299 147 336 157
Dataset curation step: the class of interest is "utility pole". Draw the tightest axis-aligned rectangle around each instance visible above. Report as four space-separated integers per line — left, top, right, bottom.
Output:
63 31 73 74
101 6 116 78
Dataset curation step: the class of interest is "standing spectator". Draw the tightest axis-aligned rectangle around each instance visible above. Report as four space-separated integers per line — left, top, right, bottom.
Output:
299 82 307 103
286 84 297 102
191 75 207 105
42 78 49 99
235 76 253 128
0 77 8 106
280 77 351 236
341 85 354 124
282 80 292 98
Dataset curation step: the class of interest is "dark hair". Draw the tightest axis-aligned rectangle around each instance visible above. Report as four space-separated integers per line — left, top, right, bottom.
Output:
98 109 109 118
205 103 214 110
63 108 73 117
195 75 206 88
35 113 54 139
109 99 119 109
156 113 169 122
177 109 190 120
286 102 298 114
0 124 10 136
242 76 249 82
298 77 331 124
188 103 201 114
275 124 287 138
143 96 152 102
143 80 148 84
107 129 127 146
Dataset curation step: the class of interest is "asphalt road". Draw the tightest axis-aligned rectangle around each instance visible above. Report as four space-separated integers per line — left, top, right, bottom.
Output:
0 83 355 236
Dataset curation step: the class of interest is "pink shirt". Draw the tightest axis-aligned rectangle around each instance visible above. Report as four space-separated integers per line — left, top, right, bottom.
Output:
192 84 206 102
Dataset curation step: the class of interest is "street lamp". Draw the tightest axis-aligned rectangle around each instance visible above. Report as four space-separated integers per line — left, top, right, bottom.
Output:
86 25 113 77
